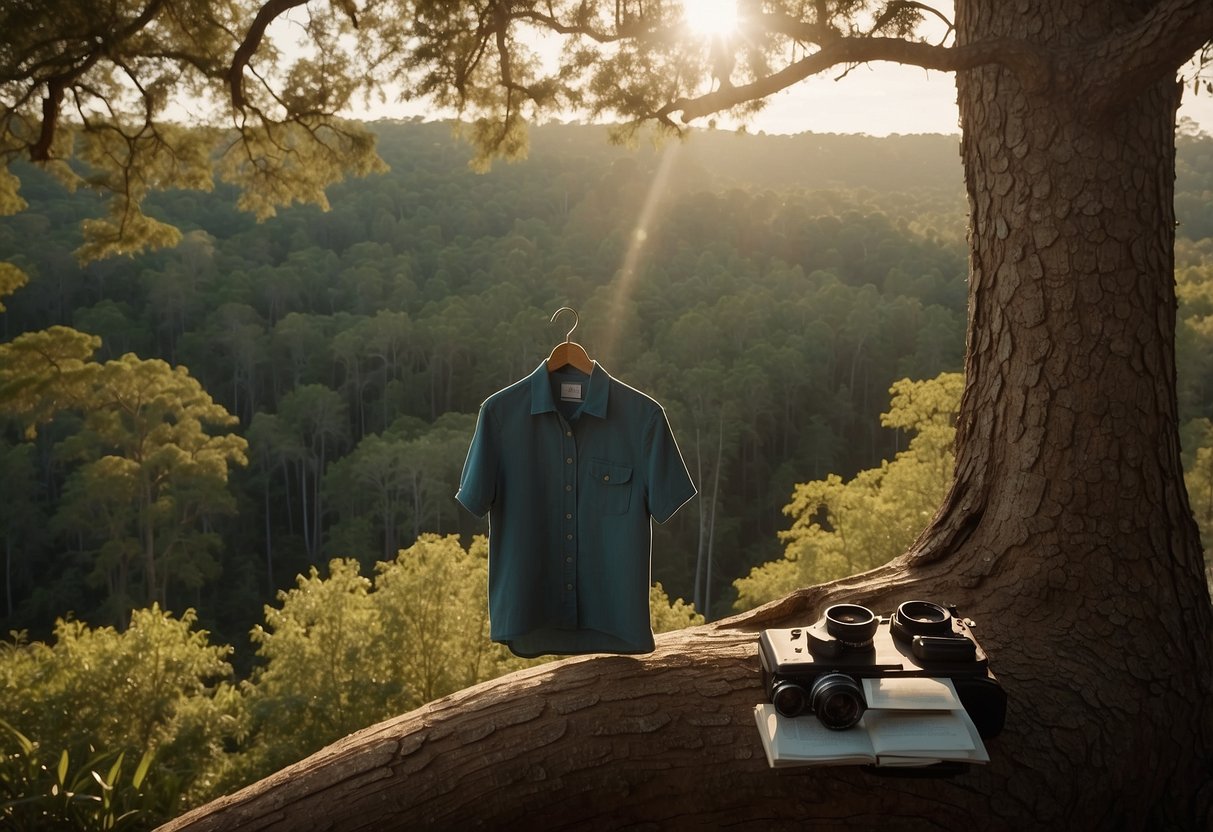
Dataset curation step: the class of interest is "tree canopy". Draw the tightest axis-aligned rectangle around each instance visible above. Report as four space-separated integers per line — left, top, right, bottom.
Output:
2 1 1210 262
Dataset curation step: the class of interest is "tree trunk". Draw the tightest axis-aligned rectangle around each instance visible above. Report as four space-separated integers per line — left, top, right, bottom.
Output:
264 480 274 589
935 0 1213 822
143 477 159 606
299 460 311 558
316 436 326 561
4 535 12 618
705 410 724 619
160 1 1213 828
692 424 706 613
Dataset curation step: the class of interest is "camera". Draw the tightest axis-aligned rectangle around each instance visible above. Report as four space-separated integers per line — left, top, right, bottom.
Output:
758 600 1006 737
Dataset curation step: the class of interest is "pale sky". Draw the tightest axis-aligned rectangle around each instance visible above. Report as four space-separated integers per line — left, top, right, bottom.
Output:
731 61 1213 137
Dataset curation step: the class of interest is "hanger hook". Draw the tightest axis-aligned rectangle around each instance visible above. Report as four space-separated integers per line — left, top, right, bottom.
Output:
550 306 578 344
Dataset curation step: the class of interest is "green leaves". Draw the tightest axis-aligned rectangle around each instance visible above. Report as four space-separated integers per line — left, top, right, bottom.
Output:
323 412 474 559
0 262 27 312
216 119 387 222
0 338 247 613
0 530 708 820
49 354 248 609
734 371 962 610
0 606 241 827
0 168 27 216
2 0 390 260
240 535 520 776
0 724 162 832
0 326 101 436
238 533 707 781
1181 418 1213 582
650 582 704 633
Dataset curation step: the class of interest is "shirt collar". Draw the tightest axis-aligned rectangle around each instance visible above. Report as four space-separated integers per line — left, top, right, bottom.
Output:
529 360 610 418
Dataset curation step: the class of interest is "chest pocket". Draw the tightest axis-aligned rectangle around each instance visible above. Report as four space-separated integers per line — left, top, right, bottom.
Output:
589 459 633 515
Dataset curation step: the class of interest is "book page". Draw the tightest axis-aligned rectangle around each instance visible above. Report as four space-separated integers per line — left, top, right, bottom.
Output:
861 676 962 711
865 710 987 761
872 756 944 767
753 705 875 764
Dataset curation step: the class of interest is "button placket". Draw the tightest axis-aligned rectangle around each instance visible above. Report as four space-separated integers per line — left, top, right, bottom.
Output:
557 415 578 626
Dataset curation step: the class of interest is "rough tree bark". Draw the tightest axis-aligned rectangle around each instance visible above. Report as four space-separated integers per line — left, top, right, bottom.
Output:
160 0 1213 829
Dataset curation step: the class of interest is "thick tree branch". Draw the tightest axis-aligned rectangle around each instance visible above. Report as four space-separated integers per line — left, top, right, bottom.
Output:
227 0 309 111
28 0 166 161
1078 0 1213 119
659 36 1051 124
32 78 68 162
493 2 513 89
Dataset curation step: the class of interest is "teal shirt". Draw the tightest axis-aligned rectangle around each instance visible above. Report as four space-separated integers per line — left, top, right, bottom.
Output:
456 361 696 657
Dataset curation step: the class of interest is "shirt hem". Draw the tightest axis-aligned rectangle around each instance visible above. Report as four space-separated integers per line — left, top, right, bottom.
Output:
651 486 698 525
495 632 655 659
454 489 488 519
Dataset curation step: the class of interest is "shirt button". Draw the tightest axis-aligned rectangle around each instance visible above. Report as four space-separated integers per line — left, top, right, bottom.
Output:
566 583 573 591
565 485 572 492
566 430 572 437
566 556 573 563
603 475 610 482
566 457 573 464
566 534 573 540
565 513 572 520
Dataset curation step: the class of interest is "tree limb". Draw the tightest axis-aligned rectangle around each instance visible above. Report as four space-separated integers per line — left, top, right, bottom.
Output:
29 0 166 161
227 0 310 111
1077 0 1213 119
659 36 1051 124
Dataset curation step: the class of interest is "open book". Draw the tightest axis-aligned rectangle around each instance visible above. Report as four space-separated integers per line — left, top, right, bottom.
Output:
754 677 990 768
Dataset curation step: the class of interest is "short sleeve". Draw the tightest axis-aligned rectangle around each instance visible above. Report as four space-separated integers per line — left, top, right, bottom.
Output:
644 408 697 524
455 403 498 518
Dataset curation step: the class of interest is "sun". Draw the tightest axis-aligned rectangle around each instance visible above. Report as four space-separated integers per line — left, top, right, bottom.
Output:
685 0 740 38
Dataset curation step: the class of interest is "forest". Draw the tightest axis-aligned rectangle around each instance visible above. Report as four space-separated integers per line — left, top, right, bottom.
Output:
2 119 1213 826
0 121 981 640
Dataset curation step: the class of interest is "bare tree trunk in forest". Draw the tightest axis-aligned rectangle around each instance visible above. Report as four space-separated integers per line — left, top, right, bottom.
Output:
299 461 311 559
692 424 706 613
142 478 158 606
264 481 274 589
315 437 326 561
4 536 12 618
443 355 455 413
161 1 1213 829
384 496 395 561
704 410 723 619
280 461 293 541
411 469 423 542
357 372 366 439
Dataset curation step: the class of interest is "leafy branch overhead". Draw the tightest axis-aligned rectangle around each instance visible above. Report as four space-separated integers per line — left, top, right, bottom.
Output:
0 0 384 260
1 0 1212 259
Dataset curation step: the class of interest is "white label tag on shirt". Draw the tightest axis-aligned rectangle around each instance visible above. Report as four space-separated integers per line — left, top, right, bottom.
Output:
560 383 584 402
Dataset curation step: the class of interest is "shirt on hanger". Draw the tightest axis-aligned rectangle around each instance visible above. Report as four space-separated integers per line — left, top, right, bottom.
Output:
456 360 696 657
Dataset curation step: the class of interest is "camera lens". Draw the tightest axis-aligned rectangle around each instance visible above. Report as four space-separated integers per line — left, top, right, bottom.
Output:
894 600 952 635
823 603 879 647
771 681 808 717
809 672 866 730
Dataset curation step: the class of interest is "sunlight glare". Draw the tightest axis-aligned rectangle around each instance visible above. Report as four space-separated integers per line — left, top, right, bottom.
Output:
685 0 740 38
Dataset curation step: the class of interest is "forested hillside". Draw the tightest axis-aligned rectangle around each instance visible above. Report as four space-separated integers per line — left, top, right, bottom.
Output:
1 120 1210 647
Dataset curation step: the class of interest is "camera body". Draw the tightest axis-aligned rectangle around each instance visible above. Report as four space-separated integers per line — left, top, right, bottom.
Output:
758 601 1007 737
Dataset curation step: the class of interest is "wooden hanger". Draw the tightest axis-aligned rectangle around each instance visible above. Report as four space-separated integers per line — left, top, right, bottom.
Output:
547 307 593 374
